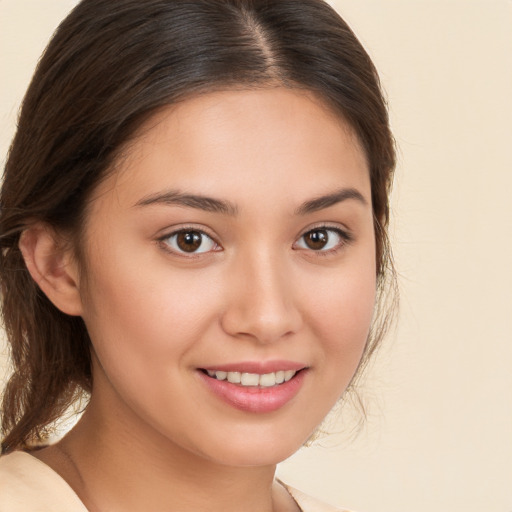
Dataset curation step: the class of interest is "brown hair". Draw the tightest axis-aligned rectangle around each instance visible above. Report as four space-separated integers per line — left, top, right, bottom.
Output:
0 0 396 453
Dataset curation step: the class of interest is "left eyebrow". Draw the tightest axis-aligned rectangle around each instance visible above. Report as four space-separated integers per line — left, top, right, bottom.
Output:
295 187 368 215
134 189 238 216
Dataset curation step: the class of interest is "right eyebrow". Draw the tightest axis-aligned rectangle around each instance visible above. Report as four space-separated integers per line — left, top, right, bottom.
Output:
133 189 239 216
295 187 368 215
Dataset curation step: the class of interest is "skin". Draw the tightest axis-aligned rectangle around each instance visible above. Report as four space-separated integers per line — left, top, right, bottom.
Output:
27 88 376 512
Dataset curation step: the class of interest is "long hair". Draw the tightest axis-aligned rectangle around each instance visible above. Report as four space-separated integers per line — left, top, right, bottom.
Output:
0 0 396 453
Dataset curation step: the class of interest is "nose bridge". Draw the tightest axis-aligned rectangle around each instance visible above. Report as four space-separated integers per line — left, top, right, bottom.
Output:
221 245 301 343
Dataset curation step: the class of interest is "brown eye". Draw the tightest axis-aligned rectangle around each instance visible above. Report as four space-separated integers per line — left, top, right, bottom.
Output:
176 231 202 252
163 230 218 254
295 227 347 252
303 230 329 250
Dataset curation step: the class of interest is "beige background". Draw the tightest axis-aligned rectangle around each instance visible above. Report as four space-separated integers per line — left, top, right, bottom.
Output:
1 1 511 511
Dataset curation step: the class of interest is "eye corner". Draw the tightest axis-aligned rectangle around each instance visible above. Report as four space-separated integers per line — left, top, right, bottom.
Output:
158 227 222 257
294 225 353 254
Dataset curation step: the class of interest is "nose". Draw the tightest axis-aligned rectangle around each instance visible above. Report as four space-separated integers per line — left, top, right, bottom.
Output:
220 250 303 344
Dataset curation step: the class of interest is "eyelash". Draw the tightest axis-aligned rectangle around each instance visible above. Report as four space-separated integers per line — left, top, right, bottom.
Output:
158 226 220 257
157 225 352 257
294 225 353 256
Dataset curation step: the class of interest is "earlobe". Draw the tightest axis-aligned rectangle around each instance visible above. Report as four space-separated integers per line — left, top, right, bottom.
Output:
19 224 83 316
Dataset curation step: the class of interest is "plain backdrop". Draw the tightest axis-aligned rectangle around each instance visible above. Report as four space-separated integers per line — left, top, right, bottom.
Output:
1 1 511 511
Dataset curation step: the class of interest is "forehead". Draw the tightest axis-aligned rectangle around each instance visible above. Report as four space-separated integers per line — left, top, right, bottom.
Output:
91 87 370 212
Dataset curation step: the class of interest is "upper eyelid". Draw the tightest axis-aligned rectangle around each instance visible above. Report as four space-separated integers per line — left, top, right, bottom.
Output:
156 222 352 245
294 225 353 251
158 224 219 241
157 226 222 253
158 228 222 257
297 222 352 238
290 232 350 262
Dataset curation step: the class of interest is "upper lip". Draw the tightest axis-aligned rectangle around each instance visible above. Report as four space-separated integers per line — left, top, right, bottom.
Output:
200 360 307 374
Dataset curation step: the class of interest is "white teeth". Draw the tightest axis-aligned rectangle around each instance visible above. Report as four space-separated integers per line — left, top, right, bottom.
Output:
241 372 260 386
284 370 296 382
259 373 276 387
227 371 241 384
206 369 298 387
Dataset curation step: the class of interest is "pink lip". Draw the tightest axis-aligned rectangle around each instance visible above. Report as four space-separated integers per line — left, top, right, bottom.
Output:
198 366 307 414
201 360 306 374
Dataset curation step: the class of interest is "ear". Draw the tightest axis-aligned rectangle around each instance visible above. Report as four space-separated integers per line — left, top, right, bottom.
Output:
19 224 83 316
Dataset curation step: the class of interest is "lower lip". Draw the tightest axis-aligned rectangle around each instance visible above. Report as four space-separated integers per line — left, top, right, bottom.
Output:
198 370 306 413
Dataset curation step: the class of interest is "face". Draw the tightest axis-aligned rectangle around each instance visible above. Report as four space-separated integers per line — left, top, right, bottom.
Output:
77 88 376 466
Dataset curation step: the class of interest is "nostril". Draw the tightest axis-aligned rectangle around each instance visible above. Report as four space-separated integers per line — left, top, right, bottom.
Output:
220 306 302 344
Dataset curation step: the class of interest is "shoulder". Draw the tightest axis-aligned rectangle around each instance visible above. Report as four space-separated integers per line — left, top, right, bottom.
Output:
280 481 356 512
0 451 87 512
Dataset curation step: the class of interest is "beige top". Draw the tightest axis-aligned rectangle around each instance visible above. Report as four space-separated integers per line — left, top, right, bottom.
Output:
0 451 351 512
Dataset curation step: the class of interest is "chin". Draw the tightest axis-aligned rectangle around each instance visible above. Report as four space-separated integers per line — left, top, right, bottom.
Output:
211 446 297 468
194 427 313 468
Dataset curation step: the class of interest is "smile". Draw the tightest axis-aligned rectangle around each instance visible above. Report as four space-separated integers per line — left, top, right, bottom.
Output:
198 365 307 413
204 370 297 387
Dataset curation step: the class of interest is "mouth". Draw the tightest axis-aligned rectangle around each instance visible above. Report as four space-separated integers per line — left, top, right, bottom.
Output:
197 365 307 413
200 369 301 388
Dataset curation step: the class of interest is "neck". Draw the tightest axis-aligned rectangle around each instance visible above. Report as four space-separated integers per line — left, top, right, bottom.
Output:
44 398 286 512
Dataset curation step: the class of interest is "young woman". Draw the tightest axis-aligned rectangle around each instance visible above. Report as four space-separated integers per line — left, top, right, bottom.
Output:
0 1 396 510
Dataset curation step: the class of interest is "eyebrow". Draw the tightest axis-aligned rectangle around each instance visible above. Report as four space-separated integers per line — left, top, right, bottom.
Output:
295 187 368 215
134 186 367 216
134 190 238 216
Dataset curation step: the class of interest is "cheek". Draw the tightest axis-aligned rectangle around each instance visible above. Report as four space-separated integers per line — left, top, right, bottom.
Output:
80 247 224 364
304 261 377 369
80 256 217 415
283 263 376 438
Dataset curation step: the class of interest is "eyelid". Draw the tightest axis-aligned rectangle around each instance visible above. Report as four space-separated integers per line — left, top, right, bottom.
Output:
157 225 222 257
155 222 352 257
294 223 353 253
